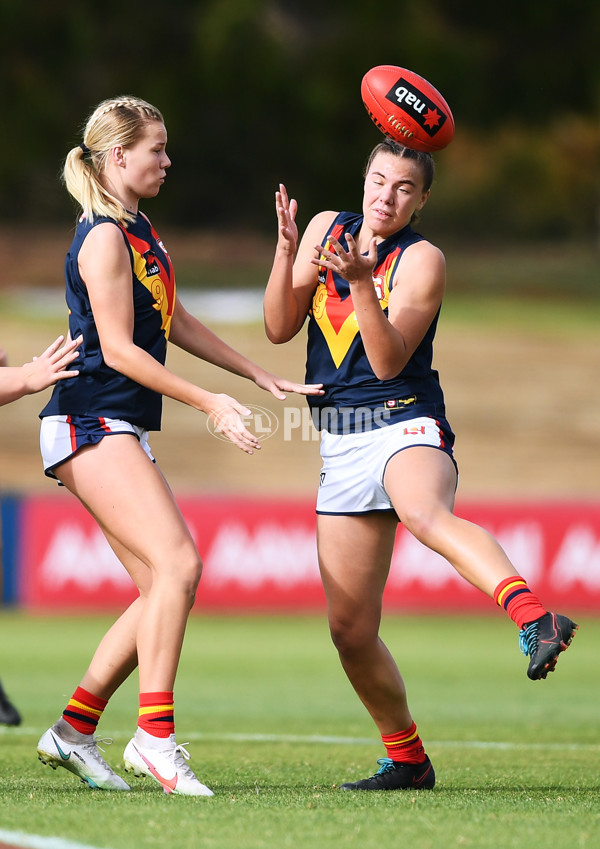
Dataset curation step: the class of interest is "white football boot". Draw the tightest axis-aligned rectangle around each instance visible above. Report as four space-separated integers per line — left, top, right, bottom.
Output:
123 728 213 796
37 725 130 790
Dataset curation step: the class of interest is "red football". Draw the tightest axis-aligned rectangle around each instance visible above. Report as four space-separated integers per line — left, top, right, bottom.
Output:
361 65 454 152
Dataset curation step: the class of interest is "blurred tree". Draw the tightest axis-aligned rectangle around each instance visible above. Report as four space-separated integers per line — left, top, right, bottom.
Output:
0 0 597 242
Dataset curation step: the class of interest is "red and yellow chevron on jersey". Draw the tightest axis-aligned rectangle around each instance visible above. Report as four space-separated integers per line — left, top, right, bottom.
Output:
311 221 402 368
41 211 177 431
121 215 175 339
305 211 448 433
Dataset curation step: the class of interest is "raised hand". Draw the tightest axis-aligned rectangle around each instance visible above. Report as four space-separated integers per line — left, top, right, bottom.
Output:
275 183 299 254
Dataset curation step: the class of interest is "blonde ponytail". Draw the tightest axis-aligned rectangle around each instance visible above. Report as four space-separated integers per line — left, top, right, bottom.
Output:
62 96 164 227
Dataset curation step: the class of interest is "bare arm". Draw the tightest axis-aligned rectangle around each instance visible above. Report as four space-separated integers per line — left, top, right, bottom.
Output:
79 223 321 452
0 335 82 407
313 234 445 381
169 298 323 400
78 222 261 454
263 184 335 344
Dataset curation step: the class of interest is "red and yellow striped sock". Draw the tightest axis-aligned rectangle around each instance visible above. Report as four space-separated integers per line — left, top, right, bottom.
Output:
381 721 426 764
494 577 547 629
62 686 107 735
138 691 175 738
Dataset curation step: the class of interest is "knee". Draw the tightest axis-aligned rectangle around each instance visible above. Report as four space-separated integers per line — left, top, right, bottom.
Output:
169 547 203 607
399 503 442 547
328 613 379 658
134 544 203 608
182 552 203 606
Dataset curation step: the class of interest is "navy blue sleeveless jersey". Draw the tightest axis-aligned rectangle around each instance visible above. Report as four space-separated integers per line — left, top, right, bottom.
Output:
40 212 176 430
305 211 447 433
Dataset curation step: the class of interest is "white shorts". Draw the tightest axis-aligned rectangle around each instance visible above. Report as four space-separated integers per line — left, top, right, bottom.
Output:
316 415 456 515
40 414 155 480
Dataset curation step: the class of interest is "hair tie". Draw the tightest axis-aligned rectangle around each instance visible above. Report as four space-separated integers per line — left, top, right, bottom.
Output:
80 142 90 155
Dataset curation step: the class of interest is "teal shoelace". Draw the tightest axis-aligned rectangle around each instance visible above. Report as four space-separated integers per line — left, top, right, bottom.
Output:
375 758 396 774
519 620 539 657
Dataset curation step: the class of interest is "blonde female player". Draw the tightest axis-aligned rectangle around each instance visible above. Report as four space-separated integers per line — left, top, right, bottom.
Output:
264 138 577 791
36 96 323 796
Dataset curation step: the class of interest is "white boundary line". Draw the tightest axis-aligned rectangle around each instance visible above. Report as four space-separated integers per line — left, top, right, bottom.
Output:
179 733 600 751
0 734 596 849
0 830 107 849
2 726 598 751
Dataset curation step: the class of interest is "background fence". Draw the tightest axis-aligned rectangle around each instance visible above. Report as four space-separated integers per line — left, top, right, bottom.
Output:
3 493 599 614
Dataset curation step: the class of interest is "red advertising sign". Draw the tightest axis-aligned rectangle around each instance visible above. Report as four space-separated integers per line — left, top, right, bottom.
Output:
18 495 600 613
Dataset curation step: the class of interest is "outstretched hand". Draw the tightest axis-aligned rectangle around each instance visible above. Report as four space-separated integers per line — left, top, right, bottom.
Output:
22 334 83 394
254 370 324 402
311 232 377 286
205 393 263 454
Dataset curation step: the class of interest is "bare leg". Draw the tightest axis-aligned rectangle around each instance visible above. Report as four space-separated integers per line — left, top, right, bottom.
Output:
56 435 202 694
78 598 142 701
317 511 412 735
384 446 520 597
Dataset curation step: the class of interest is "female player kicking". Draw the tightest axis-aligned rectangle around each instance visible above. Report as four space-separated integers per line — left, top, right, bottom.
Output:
36 95 323 796
263 137 577 791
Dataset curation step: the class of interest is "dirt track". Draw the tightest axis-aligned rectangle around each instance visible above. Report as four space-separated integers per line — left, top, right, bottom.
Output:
0 229 599 501
2 309 599 503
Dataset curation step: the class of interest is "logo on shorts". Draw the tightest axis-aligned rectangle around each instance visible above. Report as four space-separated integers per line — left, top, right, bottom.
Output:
320 472 326 486
404 425 426 436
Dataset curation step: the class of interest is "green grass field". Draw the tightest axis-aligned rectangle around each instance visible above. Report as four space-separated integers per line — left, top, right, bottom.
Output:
0 612 597 849
0 241 598 848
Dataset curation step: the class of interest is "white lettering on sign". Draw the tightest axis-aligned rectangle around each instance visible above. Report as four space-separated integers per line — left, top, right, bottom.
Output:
389 521 544 590
550 524 600 589
389 531 465 589
494 522 544 584
40 523 130 588
203 522 319 588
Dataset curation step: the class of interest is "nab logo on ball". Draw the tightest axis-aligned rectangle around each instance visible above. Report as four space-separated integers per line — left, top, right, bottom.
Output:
385 77 447 138
361 65 454 152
